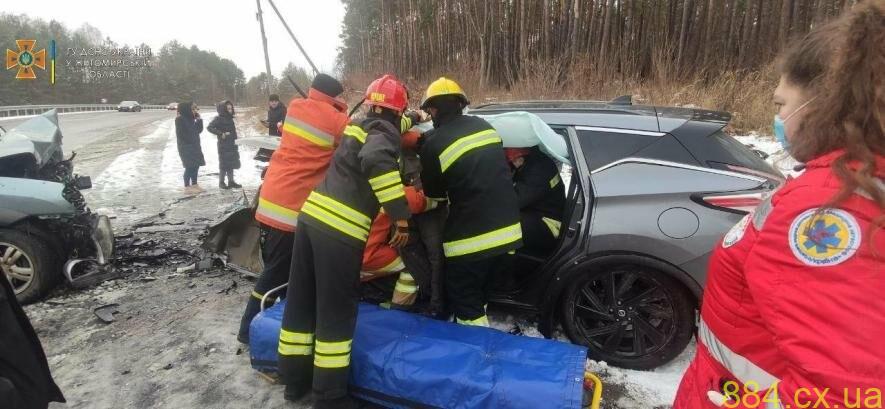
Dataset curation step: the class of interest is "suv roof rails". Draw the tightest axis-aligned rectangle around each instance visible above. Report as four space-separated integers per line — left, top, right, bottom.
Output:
609 95 632 105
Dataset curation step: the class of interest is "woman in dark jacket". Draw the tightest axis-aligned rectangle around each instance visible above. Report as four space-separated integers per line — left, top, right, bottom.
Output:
175 102 205 193
207 100 242 189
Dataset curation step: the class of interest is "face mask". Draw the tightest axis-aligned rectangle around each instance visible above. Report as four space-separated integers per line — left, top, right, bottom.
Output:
772 97 816 152
773 114 789 151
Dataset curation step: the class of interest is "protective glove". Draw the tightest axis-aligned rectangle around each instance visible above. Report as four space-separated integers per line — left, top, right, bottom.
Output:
388 219 410 248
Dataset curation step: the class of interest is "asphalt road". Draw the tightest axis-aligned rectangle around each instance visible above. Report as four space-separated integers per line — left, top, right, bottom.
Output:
0 109 175 152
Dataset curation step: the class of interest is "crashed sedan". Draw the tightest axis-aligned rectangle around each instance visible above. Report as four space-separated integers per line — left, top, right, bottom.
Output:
0 109 114 304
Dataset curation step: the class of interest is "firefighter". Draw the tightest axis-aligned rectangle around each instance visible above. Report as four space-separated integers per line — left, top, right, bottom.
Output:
361 185 438 308
0 271 65 409
505 147 566 256
278 75 412 407
419 77 522 327
674 4 885 408
237 74 349 344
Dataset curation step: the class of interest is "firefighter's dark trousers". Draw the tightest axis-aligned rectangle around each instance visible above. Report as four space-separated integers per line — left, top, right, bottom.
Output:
519 211 558 256
237 226 294 342
445 255 500 327
279 223 363 400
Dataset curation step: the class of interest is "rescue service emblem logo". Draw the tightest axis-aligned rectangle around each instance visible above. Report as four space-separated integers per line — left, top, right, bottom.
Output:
789 208 861 266
6 39 46 80
722 214 751 248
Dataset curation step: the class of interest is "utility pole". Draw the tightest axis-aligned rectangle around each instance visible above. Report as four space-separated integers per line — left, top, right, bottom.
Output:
266 0 320 75
256 0 274 98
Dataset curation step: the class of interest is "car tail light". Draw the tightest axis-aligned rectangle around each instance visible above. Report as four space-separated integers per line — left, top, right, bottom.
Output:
701 192 764 214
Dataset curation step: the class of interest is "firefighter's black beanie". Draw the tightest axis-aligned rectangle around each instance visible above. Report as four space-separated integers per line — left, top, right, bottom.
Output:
312 74 344 98
269 94 280 101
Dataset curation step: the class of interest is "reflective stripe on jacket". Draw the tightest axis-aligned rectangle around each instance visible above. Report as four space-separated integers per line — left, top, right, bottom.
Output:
298 118 411 248
255 88 349 231
420 114 523 261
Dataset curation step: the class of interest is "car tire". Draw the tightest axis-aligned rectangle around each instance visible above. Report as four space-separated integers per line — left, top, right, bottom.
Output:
0 228 61 304
560 263 695 370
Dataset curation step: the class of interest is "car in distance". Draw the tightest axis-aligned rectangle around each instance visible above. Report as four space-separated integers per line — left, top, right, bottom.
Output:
117 101 142 112
166 102 178 111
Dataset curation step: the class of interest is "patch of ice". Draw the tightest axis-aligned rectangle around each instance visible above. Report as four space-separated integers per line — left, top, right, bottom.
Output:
92 148 149 194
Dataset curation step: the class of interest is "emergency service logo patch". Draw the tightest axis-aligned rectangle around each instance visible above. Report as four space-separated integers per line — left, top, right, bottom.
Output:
789 208 861 266
722 214 751 248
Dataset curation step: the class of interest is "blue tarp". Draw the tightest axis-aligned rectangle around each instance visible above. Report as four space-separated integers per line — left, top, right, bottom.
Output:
251 302 587 408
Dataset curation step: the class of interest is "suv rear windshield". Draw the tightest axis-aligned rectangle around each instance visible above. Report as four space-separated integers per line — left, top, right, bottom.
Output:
704 131 783 180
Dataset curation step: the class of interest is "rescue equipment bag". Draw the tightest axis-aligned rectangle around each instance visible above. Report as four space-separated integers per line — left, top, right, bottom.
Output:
250 302 588 409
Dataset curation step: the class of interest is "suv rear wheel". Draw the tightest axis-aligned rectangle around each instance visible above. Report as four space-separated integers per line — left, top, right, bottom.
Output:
561 264 694 370
0 229 61 304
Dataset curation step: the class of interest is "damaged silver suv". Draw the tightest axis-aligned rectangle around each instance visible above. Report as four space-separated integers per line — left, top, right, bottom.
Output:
0 109 114 304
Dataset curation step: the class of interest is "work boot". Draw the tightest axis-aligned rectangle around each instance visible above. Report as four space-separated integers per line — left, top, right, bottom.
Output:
219 178 229 189
313 395 360 409
228 180 242 189
283 382 311 402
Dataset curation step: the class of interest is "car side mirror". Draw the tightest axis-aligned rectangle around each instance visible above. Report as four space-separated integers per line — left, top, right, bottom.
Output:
75 175 92 190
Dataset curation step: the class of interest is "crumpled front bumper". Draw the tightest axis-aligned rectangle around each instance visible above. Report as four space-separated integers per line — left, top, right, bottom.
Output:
63 214 115 283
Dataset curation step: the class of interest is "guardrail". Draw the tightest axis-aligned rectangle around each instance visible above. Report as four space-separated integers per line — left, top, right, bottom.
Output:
0 104 174 118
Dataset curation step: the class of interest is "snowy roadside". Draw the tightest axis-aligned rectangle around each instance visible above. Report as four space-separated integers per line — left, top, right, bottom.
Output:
88 110 264 227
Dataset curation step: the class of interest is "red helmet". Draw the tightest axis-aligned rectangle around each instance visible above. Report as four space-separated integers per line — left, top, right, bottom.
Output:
364 74 408 114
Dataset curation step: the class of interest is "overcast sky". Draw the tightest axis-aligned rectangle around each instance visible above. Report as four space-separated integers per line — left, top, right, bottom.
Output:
4 0 345 79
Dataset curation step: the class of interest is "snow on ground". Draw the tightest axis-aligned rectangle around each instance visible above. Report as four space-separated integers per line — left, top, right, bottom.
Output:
158 113 264 191
88 111 263 226
733 132 802 177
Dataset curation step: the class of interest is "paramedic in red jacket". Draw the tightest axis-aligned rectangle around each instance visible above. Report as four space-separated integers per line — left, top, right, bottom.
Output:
674 3 885 408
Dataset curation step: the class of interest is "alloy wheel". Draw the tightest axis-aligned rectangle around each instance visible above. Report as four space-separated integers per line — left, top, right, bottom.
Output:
0 242 36 294
572 269 678 359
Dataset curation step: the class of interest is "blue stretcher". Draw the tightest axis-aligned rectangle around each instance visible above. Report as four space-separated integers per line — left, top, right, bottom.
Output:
250 302 593 408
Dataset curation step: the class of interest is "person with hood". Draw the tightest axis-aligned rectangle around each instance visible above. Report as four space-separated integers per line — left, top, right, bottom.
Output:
418 77 522 327
277 75 412 408
207 100 242 189
0 270 65 409
174 101 205 194
673 2 885 408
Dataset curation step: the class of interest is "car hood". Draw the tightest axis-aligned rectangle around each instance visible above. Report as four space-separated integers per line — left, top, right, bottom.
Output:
0 109 63 169
0 177 75 225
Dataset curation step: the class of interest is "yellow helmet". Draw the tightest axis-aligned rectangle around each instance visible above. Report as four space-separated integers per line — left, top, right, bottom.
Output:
420 77 469 109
